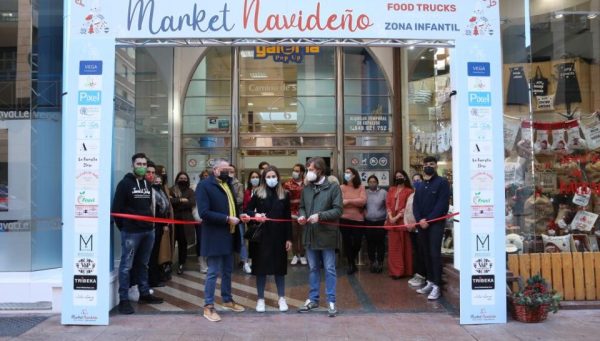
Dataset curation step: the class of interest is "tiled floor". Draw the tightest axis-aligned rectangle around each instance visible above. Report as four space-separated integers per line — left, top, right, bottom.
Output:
127 257 448 315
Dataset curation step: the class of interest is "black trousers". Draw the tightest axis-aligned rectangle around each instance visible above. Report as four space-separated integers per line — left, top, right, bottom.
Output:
410 231 426 277
364 219 386 263
416 221 445 286
148 225 166 285
174 224 188 265
340 219 364 266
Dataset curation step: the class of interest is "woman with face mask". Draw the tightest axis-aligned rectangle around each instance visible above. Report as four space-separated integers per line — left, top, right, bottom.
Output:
364 175 388 273
240 166 292 313
146 162 175 287
386 170 414 279
283 163 307 266
170 171 196 275
340 167 367 275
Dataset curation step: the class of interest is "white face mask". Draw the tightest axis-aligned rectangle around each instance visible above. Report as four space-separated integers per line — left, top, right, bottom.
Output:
266 178 278 188
292 171 300 180
250 178 260 187
305 171 317 182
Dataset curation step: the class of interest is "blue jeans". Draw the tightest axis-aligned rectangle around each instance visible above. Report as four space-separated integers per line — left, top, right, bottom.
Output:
238 224 248 261
118 229 155 301
305 248 337 304
204 253 234 306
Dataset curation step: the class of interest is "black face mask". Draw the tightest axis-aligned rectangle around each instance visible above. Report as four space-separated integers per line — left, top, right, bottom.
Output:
423 166 435 176
218 172 230 182
161 175 168 184
177 180 189 188
394 178 405 185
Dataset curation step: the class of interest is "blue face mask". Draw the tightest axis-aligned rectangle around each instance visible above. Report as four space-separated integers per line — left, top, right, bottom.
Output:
344 173 352 182
250 178 260 187
266 178 278 188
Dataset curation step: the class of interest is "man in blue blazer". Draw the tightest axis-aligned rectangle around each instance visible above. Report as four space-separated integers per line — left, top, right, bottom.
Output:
196 159 245 322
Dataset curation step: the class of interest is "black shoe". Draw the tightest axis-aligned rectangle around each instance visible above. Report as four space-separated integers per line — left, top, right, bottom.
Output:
118 300 134 314
177 265 184 275
150 281 166 288
139 294 164 304
376 264 384 273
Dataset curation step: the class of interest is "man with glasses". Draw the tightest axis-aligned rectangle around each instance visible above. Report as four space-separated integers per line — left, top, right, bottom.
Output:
412 156 450 300
196 159 245 322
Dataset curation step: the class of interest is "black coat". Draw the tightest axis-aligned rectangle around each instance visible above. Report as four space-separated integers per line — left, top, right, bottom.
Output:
246 188 292 276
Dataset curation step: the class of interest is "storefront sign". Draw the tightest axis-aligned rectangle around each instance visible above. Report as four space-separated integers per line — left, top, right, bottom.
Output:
348 115 389 132
254 46 319 63
63 0 505 326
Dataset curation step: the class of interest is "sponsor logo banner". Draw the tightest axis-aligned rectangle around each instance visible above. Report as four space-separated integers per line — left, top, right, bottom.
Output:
75 171 100 188
467 77 491 91
78 75 103 90
468 92 491 106
78 91 102 105
76 155 99 170
77 106 101 120
472 205 494 218
74 258 97 275
472 275 495 290
467 62 491 77
472 257 494 275
73 290 98 306
75 205 99 218
79 61 103 75
74 275 98 290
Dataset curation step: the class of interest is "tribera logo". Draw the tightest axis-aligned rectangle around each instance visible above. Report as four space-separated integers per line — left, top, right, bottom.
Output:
75 258 96 275
74 275 98 290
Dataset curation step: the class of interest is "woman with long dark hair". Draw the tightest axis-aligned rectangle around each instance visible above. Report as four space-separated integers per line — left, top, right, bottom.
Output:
240 166 292 312
386 170 414 279
364 175 387 273
340 167 367 275
170 171 196 275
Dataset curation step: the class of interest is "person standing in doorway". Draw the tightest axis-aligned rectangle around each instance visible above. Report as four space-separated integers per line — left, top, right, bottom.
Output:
386 170 414 279
230 164 251 274
112 152 164 314
297 157 343 317
283 163 307 265
364 175 387 273
196 159 245 322
413 156 450 300
170 171 196 275
258 161 270 175
340 167 367 275
195 169 210 273
240 165 292 313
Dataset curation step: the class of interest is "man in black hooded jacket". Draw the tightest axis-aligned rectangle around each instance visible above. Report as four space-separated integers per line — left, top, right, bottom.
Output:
112 152 164 314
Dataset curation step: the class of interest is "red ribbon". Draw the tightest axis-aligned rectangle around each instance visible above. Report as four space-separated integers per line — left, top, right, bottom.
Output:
111 212 459 230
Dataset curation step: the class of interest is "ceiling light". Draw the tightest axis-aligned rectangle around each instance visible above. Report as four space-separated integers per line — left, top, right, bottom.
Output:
588 13 598 19
554 13 564 19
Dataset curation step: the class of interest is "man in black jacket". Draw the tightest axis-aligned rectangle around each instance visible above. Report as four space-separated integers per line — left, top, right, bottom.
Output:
112 152 164 314
412 156 450 300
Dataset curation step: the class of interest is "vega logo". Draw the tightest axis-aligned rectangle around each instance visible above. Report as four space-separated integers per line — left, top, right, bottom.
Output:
467 62 490 77
468 92 491 106
78 91 101 105
79 61 103 75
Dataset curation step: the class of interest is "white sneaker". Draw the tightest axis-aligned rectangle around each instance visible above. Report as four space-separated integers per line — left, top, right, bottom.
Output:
408 273 426 287
128 285 140 302
299 256 308 265
278 297 288 312
256 299 265 312
243 262 252 274
427 285 441 300
416 281 434 295
290 255 299 265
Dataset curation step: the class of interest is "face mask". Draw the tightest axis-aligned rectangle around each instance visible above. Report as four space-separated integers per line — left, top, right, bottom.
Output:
250 178 260 187
423 166 435 176
369 184 378 191
266 178 278 188
292 171 300 180
178 180 189 188
218 172 230 182
160 175 168 184
343 173 352 182
395 177 404 185
134 167 147 177
305 171 317 182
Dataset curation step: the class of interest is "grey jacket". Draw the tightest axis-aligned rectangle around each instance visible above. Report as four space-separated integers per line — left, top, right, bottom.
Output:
299 178 343 250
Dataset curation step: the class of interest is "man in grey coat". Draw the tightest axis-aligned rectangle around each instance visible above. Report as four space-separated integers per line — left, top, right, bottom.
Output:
297 157 343 317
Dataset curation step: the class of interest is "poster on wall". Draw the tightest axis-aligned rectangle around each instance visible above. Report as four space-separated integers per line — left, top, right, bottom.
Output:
346 152 391 187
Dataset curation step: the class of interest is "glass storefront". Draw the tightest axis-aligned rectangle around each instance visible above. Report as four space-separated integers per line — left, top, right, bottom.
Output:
501 1 600 254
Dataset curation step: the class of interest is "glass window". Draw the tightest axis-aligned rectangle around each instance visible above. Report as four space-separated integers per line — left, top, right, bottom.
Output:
183 48 232 135
239 46 336 134
502 1 600 255
343 48 393 139
402 47 453 182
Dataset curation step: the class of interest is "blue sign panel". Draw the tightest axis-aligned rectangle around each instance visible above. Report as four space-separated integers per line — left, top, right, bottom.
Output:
79 61 103 75
468 92 491 107
467 62 490 77
78 91 102 105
